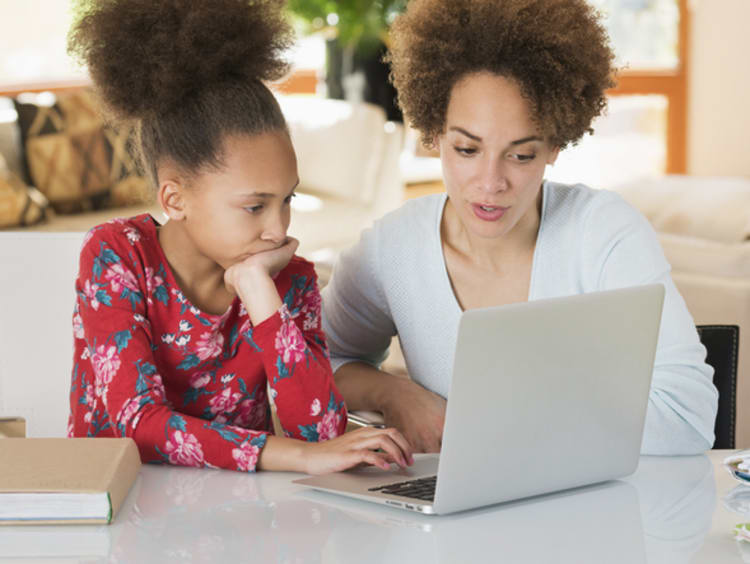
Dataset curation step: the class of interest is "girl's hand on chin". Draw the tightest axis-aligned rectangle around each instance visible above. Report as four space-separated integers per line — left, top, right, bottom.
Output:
224 237 299 294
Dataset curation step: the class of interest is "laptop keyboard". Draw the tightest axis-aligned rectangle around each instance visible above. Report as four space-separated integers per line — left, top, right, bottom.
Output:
368 475 437 501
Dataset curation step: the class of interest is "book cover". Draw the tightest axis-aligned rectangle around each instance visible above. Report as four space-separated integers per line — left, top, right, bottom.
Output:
0 437 141 525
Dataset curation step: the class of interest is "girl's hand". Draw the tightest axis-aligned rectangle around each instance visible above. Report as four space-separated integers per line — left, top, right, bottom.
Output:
302 426 415 475
224 237 299 295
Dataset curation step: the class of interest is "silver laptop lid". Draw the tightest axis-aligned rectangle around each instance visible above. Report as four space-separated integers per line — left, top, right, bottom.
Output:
434 284 665 514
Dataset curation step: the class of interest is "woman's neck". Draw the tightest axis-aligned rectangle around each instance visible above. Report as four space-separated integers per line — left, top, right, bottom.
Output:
158 219 234 315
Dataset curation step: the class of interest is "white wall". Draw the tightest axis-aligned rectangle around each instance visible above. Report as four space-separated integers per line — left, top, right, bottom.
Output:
688 0 750 177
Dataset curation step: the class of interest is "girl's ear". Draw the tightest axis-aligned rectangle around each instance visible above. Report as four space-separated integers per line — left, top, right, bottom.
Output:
158 179 187 221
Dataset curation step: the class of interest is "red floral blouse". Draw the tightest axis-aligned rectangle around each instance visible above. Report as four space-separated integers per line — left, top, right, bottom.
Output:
68 214 347 472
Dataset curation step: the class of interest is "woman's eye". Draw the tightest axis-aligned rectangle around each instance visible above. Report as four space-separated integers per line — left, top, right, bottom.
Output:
245 205 263 214
454 146 477 156
510 153 536 162
284 192 297 204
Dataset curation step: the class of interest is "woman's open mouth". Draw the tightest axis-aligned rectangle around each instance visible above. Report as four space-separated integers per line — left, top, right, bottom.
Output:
471 203 508 221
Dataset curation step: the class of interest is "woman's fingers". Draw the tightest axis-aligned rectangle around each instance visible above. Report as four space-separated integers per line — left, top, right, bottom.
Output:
385 427 414 464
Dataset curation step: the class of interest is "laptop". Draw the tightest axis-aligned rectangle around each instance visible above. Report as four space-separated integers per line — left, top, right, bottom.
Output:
294 284 665 515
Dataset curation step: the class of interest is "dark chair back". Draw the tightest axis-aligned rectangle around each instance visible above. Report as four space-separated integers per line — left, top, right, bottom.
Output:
696 325 739 449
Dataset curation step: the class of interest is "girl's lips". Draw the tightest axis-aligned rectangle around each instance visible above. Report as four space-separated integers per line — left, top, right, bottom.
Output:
471 203 508 221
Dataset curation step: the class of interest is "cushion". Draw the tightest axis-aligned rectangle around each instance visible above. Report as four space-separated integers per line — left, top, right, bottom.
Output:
277 96 389 205
614 175 750 244
0 153 48 228
13 90 151 214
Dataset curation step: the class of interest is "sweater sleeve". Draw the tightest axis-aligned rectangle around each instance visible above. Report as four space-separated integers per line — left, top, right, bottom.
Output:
321 225 397 373
582 192 718 454
249 260 348 441
76 231 268 472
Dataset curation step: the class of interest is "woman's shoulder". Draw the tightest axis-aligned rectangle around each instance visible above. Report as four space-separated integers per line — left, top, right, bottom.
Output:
543 181 641 229
369 193 444 244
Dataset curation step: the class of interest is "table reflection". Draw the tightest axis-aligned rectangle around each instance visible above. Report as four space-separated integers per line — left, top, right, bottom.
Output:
0 454 723 564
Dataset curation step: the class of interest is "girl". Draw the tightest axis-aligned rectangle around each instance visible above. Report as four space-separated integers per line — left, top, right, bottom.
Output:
67 0 412 474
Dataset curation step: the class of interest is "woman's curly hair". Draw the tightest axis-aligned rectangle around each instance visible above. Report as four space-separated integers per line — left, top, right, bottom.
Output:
68 0 294 184
387 0 616 149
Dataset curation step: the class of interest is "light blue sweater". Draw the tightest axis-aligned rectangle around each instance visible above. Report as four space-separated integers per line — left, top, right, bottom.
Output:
322 182 719 455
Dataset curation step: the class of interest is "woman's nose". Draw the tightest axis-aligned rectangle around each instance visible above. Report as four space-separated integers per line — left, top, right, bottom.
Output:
478 158 509 193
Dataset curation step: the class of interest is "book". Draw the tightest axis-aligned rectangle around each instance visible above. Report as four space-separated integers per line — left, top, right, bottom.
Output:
0 437 141 525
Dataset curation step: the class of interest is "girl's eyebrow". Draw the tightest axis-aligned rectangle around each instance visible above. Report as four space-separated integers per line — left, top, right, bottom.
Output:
449 126 542 146
237 181 299 199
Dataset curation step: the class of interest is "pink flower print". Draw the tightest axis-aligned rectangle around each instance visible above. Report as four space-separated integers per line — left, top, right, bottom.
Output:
73 313 85 339
92 345 121 396
196 331 224 360
144 267 164 304
164 430 204 467
84 384 95 406
235 398 267 428
279 303 293 322
151 374 166 402
274 321 306 365
232 442 260 472
190 372 211 388
84 411 93 423
105 263 139 294
81 347 91 360
303 310 319 331
175 335 191 347
82 279 100 310
123 226 141 245
67 420 74 438
316 409 342 441
161 333 175 344
310 398 321 417
116 397 140 427
209 387 242 415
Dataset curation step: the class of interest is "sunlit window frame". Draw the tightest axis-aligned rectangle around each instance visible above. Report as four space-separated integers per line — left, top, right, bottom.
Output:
607 0 687 174
1 2 687 174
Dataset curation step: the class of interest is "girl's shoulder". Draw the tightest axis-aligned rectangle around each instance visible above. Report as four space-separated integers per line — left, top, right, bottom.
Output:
78 213 163 278
81 213 160 254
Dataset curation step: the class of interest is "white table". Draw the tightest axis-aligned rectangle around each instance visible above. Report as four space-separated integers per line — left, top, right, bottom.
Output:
2 450 749 563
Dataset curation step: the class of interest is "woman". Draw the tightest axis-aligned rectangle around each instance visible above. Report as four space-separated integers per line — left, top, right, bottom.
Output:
66 0 412 473
322 0 717 455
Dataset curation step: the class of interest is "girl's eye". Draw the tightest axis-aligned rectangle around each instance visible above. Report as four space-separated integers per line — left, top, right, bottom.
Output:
510 153 536 162
284 192 297 204
245 205 263 214
454 146 477 156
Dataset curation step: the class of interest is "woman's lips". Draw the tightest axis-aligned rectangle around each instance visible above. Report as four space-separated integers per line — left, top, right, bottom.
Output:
471 203 508 221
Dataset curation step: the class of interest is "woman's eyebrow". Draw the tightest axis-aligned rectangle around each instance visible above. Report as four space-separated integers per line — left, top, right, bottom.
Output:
449 127 542 146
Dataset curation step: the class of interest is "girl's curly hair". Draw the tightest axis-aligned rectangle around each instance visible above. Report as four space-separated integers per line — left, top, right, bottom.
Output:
68 0 295 184
386 0 616 149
